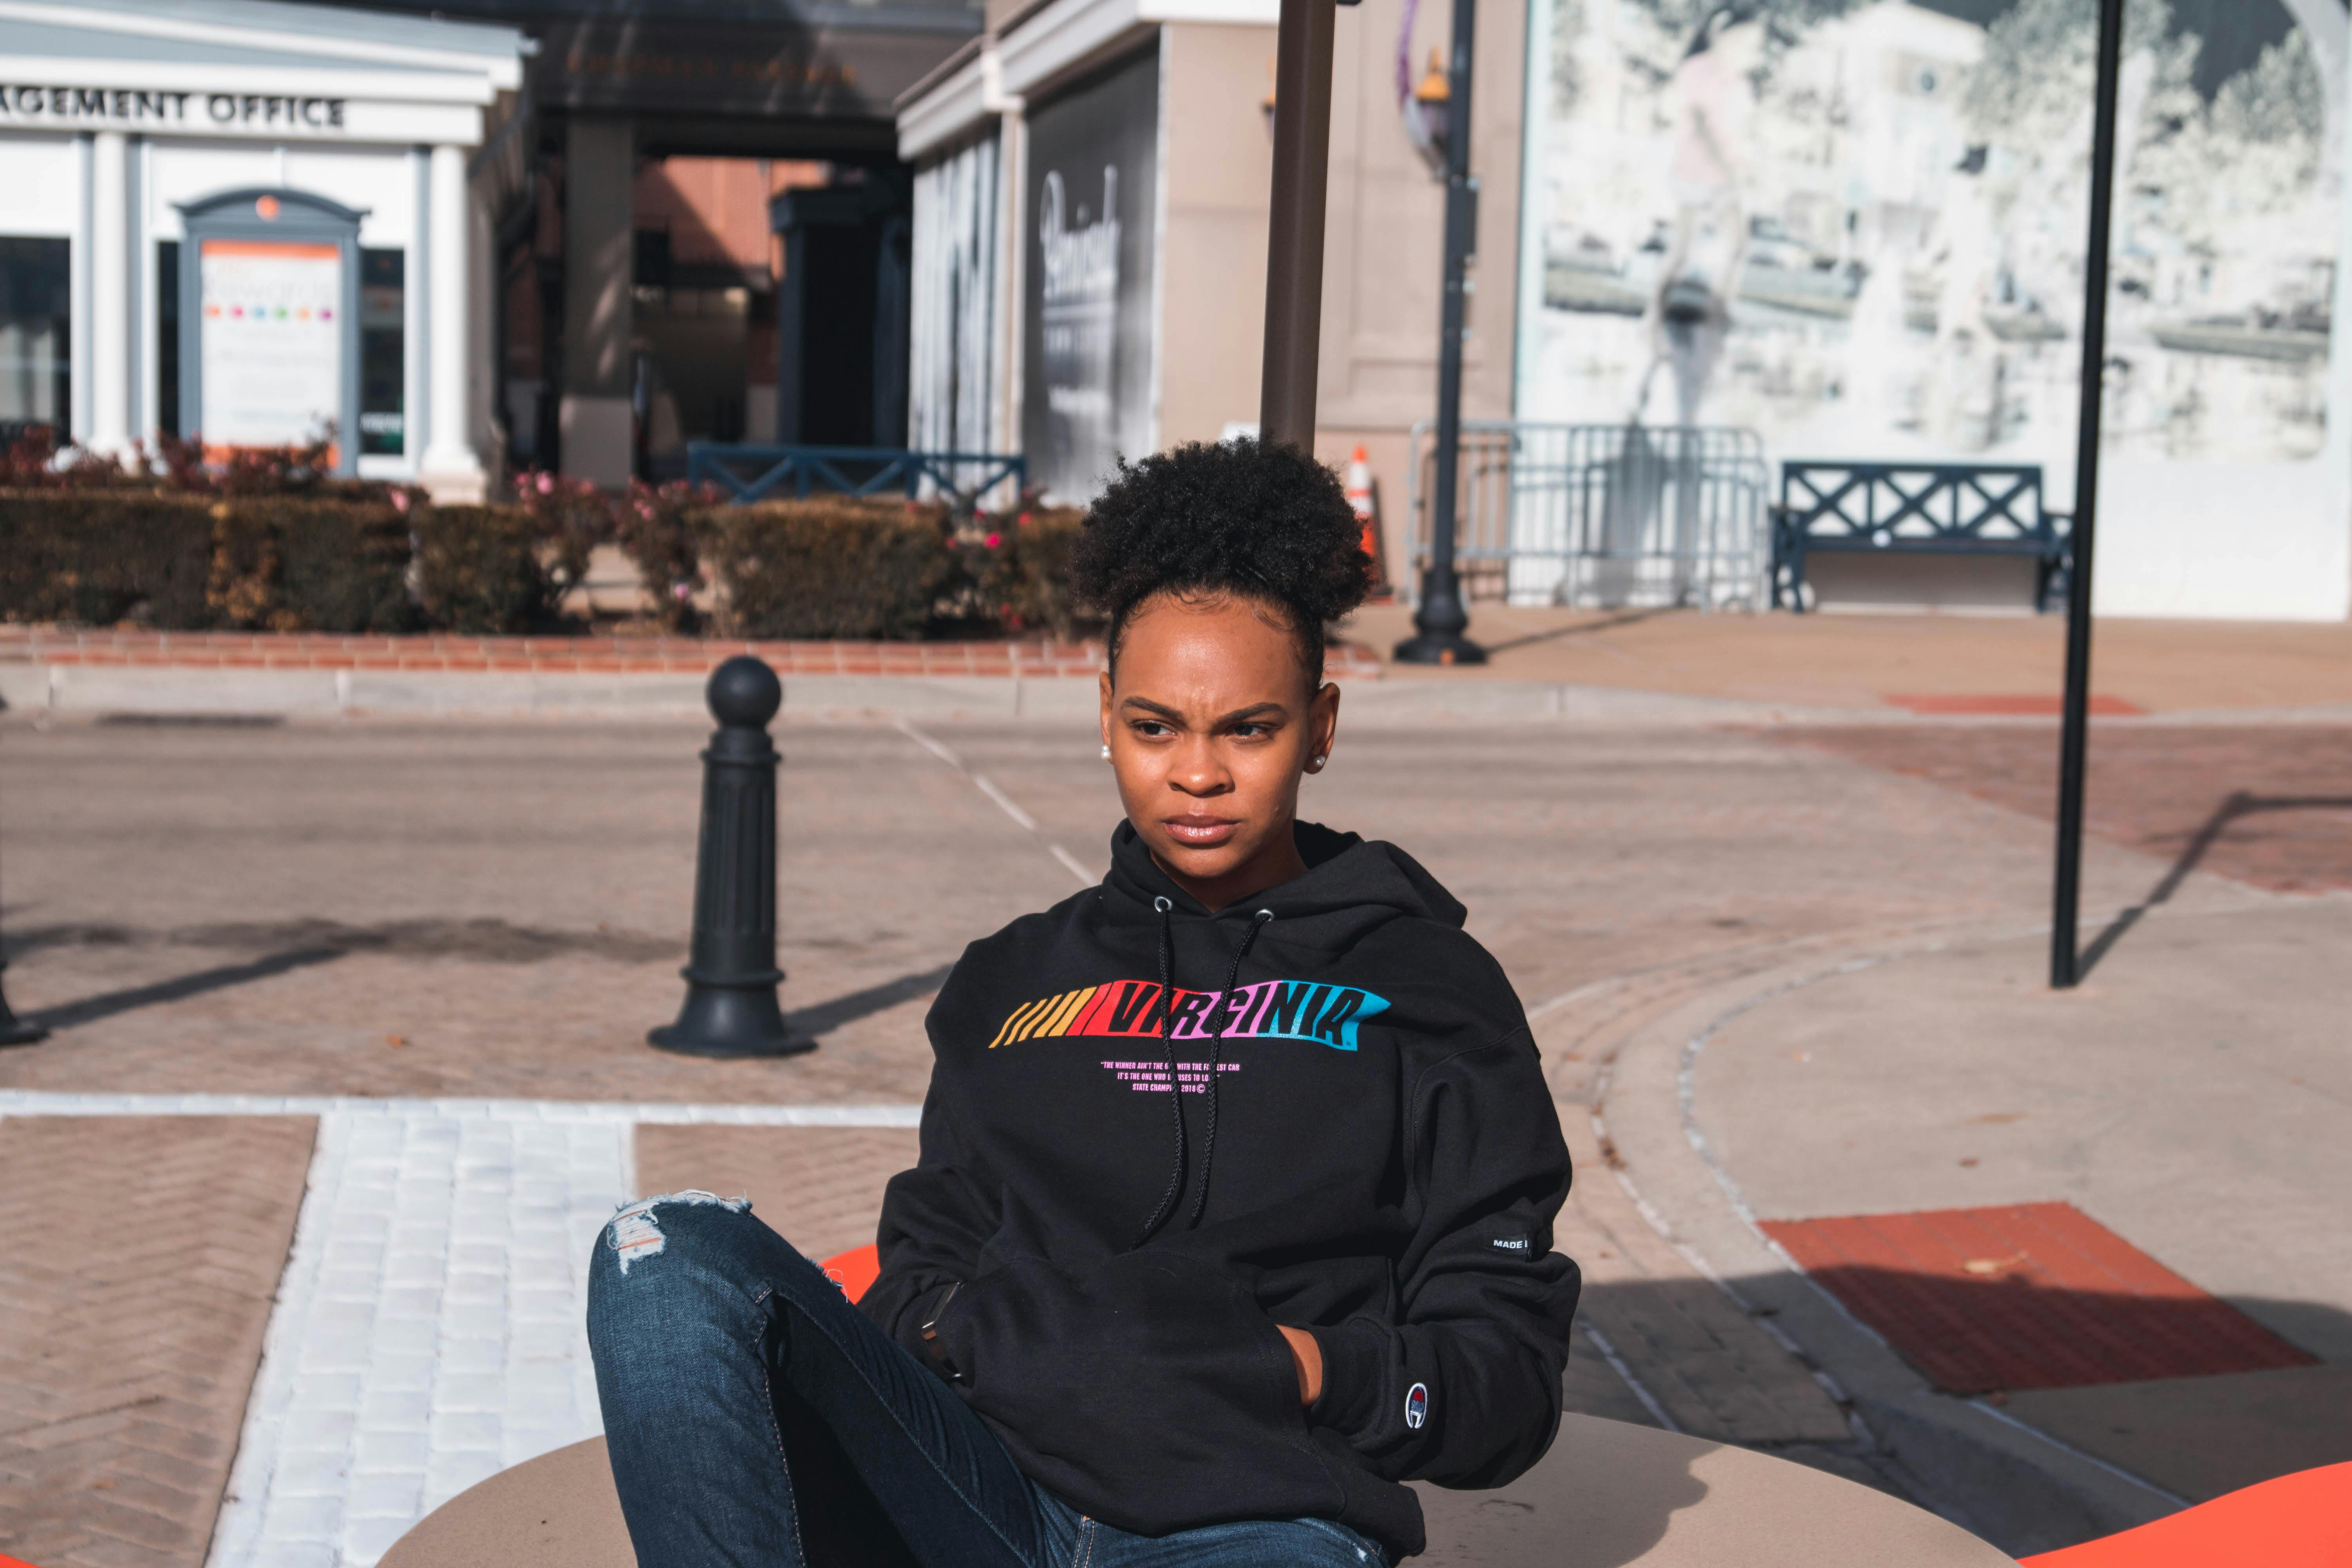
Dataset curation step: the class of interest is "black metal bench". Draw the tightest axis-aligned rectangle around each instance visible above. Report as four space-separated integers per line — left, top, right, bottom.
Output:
1771 461 2069 612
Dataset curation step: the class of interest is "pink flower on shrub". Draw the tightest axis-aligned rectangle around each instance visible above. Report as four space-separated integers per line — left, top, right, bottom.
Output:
672 581 693 601
984 532 1002 549
391 489 411 514
535 472 556 495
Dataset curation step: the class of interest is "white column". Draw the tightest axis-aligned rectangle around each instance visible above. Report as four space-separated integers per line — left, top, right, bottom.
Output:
419 142 484 499
87 130 132 460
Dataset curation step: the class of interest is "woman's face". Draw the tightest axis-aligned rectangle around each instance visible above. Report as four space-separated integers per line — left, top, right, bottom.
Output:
1099 592 1340 907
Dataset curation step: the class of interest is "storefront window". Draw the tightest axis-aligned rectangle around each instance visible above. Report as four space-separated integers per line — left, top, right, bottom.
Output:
0 237 71 433
359 248 404 456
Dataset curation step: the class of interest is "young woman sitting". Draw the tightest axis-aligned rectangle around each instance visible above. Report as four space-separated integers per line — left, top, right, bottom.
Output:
587 438 1581 1567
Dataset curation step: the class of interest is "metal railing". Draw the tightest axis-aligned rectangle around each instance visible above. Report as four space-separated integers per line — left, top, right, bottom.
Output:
1405 421 1769 610
687 444 1025 512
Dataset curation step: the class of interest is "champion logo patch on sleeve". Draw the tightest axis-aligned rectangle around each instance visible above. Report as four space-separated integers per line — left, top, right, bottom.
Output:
1404 1381 1428 1430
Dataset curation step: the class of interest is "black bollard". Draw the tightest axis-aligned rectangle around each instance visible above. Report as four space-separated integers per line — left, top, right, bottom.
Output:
0 865 43 1049
649 656 815 1059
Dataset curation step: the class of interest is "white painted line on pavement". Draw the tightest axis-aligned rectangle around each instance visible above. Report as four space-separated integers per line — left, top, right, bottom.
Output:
891 715 964 769
893 716 1093 888
972 773 1037 831
0 1091 922 1125
1577 1323 1681 1434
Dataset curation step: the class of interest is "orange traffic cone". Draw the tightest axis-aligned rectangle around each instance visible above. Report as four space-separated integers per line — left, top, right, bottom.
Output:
1345 445 1391 599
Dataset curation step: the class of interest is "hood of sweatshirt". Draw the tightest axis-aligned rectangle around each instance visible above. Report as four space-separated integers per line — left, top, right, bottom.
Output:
862 820 1579 1560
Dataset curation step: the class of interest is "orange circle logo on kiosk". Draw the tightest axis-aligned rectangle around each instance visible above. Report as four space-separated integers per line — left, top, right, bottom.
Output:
255 196 281 221
1404 1383 1428 1430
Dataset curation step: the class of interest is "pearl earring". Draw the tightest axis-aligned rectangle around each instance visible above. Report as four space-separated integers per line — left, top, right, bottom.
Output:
1311 755 1327 770
1101 744 1112 761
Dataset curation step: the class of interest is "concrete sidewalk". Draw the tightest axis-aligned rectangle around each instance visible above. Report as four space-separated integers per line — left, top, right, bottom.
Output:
1585 896 2352 1553
1350 603 2352 716
11 608 2352 723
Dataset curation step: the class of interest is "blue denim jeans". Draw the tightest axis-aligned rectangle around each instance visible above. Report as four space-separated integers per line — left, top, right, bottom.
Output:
586 1193 1388 1568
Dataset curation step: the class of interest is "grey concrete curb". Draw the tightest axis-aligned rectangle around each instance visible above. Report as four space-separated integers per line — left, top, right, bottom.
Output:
0 661 1875 727
12 661 2352 729
1589 928 2196 1558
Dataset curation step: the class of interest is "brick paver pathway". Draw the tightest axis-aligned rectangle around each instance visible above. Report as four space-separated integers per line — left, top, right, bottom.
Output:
0 1116 316 1568
634 1125 921 1267
1777 725 2352 893
0 711 2296 1560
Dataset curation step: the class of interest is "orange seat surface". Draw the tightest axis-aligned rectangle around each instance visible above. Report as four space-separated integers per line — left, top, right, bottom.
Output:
821 1242 879 1305
2021 1460 2352 1568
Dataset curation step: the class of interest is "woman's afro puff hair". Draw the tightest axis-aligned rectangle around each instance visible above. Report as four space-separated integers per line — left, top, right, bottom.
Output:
1067 438 1372 682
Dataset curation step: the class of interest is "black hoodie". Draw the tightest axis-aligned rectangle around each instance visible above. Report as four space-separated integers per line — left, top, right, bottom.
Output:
860 821 1579 1560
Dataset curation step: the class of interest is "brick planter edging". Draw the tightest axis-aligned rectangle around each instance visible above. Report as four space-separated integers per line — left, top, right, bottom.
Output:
0 627 1385 681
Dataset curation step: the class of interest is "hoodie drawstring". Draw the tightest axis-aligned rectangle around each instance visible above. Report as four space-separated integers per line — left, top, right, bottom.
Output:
1134 900 1274 1246
1136 897 1184 1247
1189 908 1273 1228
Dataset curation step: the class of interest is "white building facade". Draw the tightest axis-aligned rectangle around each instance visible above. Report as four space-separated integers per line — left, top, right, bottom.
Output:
0 0 526 498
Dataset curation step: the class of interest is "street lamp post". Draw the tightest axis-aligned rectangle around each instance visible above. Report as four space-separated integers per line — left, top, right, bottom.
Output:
2050 0 2125 989
1395 0 1486 666
1260 0 1340 449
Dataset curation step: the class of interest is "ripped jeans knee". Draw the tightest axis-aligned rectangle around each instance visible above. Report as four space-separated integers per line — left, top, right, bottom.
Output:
603 1189 753 1276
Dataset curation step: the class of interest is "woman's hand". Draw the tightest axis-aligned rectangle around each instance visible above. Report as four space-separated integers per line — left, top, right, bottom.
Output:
1276 1325 1323 1407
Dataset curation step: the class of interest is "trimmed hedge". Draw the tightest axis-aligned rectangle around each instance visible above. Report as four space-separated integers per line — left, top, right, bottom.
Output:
1 490 450 633
2 485 1103 641
700 499 959 640
413 505 557 635
209 497 415 632
966 506 1094 641
0 489 214 627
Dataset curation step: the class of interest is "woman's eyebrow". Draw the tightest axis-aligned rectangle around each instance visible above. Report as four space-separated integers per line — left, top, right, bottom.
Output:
1212 702 1287 726
1118 697 1186 720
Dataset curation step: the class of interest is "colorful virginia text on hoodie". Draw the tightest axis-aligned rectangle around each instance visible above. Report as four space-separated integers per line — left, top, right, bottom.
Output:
860 821 1581 1561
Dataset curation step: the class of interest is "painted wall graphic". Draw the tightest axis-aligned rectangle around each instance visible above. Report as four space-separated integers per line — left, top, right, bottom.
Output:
1023 44 1160 505
199 238 343 449
1522 0 2341 481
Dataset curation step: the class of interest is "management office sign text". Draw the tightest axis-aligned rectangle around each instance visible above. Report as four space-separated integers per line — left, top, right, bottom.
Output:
0 86 348 131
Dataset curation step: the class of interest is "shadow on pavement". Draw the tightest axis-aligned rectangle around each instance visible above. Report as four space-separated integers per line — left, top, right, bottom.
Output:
784 963 956 1039
2082 791 2352 976
18 946 348 1033
1476 608 1676 656
6 916 685 964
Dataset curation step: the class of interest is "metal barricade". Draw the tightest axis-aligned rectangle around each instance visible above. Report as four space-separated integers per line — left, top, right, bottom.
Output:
687 444 1025 514
1405 421 1769 610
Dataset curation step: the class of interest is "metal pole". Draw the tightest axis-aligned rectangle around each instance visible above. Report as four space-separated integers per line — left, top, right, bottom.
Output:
1395 0 1486 666
1260 0 1338 450
2051 0 2126 989
0 883 48 1049
650 656 814 1057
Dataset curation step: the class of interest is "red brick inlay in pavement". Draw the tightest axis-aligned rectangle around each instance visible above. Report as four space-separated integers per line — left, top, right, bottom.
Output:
0 1116 318 1568
1882 693 2145 717
0 627 1385 681
1761 1202 2317 1395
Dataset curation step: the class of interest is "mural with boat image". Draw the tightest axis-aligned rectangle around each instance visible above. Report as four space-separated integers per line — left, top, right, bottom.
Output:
1516 0 2351 617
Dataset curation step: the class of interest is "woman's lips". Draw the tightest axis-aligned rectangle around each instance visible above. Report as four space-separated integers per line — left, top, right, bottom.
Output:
1163 817 1239 848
